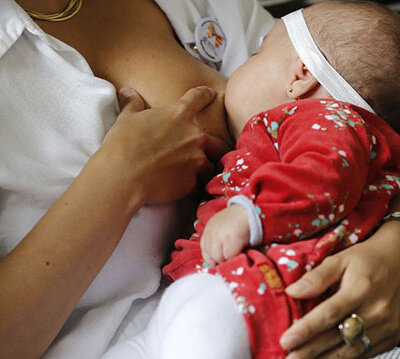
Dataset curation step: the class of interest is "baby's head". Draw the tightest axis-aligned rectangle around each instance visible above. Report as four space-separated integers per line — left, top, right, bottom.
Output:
225 1 400 138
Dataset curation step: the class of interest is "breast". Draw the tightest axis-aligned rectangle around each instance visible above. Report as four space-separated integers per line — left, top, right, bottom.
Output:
38 0 231 146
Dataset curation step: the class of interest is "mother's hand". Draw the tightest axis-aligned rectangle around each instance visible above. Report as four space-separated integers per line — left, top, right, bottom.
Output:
280 221 400 359
102 86 229 206
0 86 229 358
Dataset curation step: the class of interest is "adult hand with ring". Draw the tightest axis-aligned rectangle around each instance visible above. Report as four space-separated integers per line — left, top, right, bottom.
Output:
280 216 400 359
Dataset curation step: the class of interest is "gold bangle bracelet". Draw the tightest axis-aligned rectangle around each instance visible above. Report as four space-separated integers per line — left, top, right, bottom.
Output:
25 0 82 22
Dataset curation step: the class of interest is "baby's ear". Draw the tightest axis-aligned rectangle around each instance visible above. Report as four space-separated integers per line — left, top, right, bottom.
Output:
287 59 320 100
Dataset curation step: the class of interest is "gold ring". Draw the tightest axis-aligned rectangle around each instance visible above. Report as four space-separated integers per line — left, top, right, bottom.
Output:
338 313 366 346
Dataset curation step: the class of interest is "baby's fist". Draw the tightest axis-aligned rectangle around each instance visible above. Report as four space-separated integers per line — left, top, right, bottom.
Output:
201 205 250 266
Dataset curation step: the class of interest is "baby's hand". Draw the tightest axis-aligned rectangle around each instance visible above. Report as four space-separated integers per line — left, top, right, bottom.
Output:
201 205 250 266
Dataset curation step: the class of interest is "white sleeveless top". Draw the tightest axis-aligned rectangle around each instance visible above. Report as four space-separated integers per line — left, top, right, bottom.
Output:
0 0 275 357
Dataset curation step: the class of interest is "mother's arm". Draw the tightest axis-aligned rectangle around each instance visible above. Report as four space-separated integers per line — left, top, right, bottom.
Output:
0 87 220 358
280 194 400 359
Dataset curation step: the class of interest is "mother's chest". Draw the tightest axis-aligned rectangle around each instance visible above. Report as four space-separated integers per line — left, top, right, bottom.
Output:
37 0 178 91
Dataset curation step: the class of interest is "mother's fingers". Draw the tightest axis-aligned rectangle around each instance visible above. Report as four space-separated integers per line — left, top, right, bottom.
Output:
196 155 215 185
280 288 361 351
287 310 400 359
118 88 146 111
204 134 231 162
286 256 345 299
172 87 230 162
174 86 216 115
288 317 386 359
315 323 399 359
281 256 355 351
285 328 343 359
315 340 366 359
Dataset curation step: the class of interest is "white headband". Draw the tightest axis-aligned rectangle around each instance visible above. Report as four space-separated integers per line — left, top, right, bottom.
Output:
282 9 375 113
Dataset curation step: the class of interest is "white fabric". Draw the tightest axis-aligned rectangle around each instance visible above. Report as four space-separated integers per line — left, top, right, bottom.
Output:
282 9 376 114
102 274 251 359
228 194 263 246
0 0 273 357
155 0 276 77
373 348 400 359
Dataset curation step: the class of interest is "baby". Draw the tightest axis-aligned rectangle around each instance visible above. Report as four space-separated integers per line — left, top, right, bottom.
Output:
103 1 400 359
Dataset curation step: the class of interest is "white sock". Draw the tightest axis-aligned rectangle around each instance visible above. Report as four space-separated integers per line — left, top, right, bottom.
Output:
145 273 251 359
102 273 251 359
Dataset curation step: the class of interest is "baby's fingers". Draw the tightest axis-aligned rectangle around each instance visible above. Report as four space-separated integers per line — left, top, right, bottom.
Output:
209 238 225 264
200 234 216 267
202 252 216 268
222 240 245 261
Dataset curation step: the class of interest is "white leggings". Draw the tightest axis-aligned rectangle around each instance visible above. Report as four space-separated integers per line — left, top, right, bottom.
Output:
102 273 251 359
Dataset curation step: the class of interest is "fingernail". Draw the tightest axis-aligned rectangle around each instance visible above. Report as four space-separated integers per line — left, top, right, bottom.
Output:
280 333 302 350
285 280 310 295
199 86 215 97
119 87 136 98
285 352 301 359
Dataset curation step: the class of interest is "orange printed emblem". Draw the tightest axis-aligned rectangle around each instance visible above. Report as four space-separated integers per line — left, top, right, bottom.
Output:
316 224 347 248
207 23 225 48
259 264 284 292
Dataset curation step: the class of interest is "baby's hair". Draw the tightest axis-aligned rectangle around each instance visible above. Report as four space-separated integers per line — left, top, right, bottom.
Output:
304 0 400 133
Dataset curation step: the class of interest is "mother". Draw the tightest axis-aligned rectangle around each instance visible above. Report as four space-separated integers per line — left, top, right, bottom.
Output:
0 0 399 358
0 0 229 357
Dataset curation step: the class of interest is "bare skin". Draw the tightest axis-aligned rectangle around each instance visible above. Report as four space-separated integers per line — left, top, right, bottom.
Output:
18 0 232 147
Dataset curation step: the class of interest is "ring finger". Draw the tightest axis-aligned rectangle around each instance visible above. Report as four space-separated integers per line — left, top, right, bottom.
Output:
315 324 388 359
286 328 343 359
287 315 382 359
